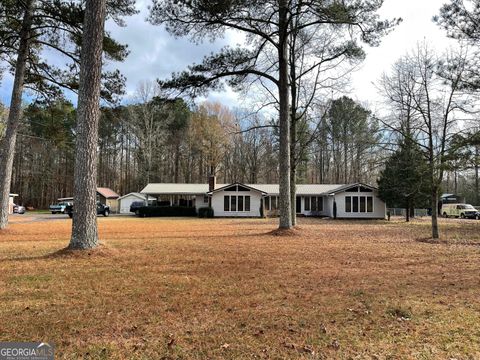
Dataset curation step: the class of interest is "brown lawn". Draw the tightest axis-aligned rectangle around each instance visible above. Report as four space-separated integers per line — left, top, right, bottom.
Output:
0 216 479 359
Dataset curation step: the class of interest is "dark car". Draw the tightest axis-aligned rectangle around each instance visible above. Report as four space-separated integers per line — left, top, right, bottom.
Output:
66 202 110 218
129 201 145 215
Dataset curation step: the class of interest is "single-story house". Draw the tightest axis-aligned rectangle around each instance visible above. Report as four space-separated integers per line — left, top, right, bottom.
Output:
140 178 386 219
8 193 18 215
118 193 156 214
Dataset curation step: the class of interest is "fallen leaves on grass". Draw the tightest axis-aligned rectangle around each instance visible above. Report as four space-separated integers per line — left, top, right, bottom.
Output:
0 217 479 359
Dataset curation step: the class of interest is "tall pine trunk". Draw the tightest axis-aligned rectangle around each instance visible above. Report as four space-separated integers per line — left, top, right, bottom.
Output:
290 158 296 226
0 0 34 230
475 146 479 205
278 0 291 229
69 0 107 249
405 198 410 222
431 186 439 239
289 47 297 227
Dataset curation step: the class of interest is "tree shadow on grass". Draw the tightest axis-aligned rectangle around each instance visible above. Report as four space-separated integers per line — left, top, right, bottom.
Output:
0 243 118 263
416 237 480 247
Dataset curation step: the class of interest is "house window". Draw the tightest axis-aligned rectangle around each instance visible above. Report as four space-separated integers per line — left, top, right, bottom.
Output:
359 186 373 192
304 197 310 211
345 196 373 213
367 197 373 212
224 195 252 212
264 197 270 210
271 196 278 210
237 185 251 192
346 196 352 212
263 196 278 211
306 196 323 212
360 196 366 212
346 186 359 192
204 195 209 203
238 196 244 211
353 196 359 212
245 196 251 211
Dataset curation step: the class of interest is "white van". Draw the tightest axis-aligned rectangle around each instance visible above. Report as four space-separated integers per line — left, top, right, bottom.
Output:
441 203 479 219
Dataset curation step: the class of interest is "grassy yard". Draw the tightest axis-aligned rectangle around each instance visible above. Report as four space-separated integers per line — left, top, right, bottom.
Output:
0 216 479 359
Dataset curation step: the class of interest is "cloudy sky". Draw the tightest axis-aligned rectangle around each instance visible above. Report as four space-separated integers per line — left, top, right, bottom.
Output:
0 0 455 109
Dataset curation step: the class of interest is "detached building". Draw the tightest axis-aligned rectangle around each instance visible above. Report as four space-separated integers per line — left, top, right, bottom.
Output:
57 187 120 213
96 188 120 213
140 178 386 219
8 194 18 215
118 193 156 214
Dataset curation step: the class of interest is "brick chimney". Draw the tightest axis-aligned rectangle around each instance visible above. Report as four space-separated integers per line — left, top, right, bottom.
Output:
208 175 216 192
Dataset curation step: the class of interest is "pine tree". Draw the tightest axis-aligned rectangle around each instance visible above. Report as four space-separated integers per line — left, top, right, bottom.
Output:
378 139 430 222
69 0 109 250
149 0 398 229
0 0 136 229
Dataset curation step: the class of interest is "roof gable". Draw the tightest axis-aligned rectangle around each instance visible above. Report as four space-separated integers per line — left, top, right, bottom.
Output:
208 182 267 194
97 187 120 199
118 192 155 201
325 183 377 194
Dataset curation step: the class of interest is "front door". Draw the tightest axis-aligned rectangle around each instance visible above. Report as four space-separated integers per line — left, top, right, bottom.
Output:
296 196 301 213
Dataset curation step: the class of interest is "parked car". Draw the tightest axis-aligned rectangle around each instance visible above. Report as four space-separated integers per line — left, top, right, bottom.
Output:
442 203 480 219
13 204 26 214
49 202 72 214
65 202 110 218
129 201 145 215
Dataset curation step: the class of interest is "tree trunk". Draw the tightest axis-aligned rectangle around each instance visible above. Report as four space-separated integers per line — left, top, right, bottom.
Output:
289 53 297 226
475 146 479 205
0 0 34 229
69 0 107 249
431 186 439 239
405 199 410 222
454 167 458 195
174 142 180 183
290 161 296 226
277 0 291 229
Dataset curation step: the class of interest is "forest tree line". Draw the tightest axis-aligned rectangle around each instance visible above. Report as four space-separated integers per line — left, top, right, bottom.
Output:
1 89 385 209
1 82 477 211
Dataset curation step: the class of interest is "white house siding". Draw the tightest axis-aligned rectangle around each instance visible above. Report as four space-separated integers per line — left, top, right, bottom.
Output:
324 196 334 218
334 191 386 219
195 194 210 212
211 190 262 217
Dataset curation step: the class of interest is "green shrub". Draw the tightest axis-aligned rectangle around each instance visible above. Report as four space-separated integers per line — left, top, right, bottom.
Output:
137 206 197 217
198 207 214 218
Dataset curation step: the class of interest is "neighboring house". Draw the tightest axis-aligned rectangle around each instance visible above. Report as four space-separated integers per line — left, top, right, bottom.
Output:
8 193 18 215
140 178 386 219
57 187 120 213
118 193 155 214
96 188 120 213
